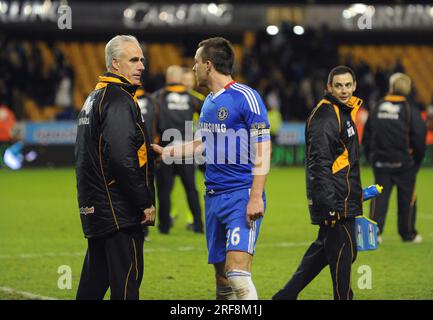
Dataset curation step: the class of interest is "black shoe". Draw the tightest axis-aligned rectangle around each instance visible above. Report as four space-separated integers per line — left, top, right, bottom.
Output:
159 227 170 235
186 224 204 234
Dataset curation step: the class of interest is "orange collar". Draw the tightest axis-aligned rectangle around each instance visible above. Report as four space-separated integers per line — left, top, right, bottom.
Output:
384 95 406 103
95 72 139 103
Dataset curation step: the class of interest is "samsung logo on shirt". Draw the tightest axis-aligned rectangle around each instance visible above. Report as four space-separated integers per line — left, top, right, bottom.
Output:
200 122 227 133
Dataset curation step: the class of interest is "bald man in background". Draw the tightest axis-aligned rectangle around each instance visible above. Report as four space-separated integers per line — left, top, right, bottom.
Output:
152 65 204 234
363 73 427 243
182 68 207 178
182 69 206 101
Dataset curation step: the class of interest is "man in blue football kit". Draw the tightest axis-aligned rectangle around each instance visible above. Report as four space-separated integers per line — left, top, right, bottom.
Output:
152 37 271 300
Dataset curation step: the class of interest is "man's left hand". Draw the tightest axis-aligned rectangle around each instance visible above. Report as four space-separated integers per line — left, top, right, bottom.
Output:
246 195 264 228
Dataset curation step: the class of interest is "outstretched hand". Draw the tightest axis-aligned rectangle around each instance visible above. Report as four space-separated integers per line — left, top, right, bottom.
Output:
151 144 164 157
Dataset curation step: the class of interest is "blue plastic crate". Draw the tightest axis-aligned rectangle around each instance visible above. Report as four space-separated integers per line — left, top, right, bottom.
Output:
355 216 379 251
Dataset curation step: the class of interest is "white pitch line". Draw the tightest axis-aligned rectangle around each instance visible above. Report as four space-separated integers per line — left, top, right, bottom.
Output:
0 286 57 300
0 252 85 260
260 241 311 248
0 233 430 300
0 241 310 260
0 232 430 261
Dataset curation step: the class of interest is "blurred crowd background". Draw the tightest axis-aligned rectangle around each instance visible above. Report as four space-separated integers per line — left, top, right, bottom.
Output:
2 25 432 124
1 1 433 165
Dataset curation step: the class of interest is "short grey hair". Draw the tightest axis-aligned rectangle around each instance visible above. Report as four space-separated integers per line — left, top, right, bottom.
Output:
105 35 141 71
389 72 411 96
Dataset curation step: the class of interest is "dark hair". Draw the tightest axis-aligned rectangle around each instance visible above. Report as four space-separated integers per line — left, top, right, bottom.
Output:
198 37 234 75
327 65 356 85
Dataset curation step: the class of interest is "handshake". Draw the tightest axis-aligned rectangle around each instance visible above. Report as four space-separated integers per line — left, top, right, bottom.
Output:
324 184 383 227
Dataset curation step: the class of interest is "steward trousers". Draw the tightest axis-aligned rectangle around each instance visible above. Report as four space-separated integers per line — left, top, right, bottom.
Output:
273 219 357 300
76 226 144 300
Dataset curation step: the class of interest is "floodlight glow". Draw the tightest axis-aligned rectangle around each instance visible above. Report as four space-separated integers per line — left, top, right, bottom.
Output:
266 25 279 36
293 25 304 35
176 9 186 19
208 3 218 15
351 3 368 14
342 9 353 19
123 8 134 18
23 4 32 15
159 11 168 21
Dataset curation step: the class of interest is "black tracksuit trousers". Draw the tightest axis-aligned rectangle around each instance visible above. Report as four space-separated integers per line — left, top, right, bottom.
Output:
369 167 418 241
273 219 357 300
156 162 203 233
76 226 144 300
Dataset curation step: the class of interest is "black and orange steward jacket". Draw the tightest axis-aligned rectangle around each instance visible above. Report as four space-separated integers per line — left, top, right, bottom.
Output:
362 95 427 170
152 83 203 146
75 72 155 238
305 93 364 225
135 87 158 141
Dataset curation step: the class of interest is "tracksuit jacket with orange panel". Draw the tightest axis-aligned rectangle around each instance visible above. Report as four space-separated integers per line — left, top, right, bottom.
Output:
75 72 155 238
305 93 363 225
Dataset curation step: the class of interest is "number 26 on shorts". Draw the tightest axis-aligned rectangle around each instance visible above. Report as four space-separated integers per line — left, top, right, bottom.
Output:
226 227 241 247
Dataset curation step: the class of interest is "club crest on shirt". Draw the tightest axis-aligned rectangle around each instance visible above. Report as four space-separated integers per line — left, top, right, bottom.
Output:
217 107 228 121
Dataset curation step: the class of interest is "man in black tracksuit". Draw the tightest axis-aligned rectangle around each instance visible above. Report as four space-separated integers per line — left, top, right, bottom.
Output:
363 73 426 243
273 66 363 300
75 35 155 300
153 65 204 234
137 87 157 138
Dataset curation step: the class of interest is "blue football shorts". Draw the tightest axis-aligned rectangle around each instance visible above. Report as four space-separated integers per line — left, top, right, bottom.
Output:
204 188 266 264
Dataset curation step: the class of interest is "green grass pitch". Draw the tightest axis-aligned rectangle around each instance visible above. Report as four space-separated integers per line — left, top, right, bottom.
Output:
1 166 432 300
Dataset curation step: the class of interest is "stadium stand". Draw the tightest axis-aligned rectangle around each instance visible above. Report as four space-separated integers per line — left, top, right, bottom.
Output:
0 33 431 124
339 45 433 106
